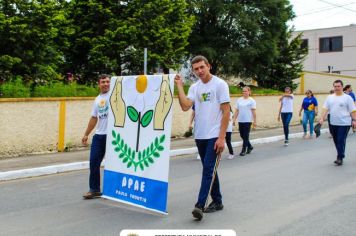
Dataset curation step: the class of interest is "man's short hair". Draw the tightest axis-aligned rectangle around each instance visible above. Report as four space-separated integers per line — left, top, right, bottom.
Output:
98 74 110 82
191 55 209 66
333 79 343 86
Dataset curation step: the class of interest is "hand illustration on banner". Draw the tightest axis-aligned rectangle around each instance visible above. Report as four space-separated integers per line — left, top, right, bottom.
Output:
111 75 168 171
154 75 173 130
110 77 126 127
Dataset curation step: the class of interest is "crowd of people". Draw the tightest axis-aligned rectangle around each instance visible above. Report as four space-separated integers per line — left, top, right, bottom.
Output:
80 55 356 222
188 75 356 158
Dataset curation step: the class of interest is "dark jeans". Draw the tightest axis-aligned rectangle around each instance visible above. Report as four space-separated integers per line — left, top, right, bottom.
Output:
225 132 233 155
329 125 350 159
89 134 106 192
239 122 252 152
195 138 222 207
281 112 293 140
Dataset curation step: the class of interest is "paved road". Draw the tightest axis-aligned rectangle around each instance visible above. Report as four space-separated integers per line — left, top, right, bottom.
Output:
1 134 356 236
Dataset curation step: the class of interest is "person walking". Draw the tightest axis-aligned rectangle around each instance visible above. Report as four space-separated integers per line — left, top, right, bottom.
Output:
343 84 356 102
299 89 318 138
82 75 111 199
278 87 294 146
233 86 257 156
344 84 356 133
189 105 201 160
226 105 235 160
327 89 334 137
319 80 356 166
175 55 230 221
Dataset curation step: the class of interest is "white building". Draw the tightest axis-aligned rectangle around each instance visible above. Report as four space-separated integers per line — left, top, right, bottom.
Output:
293 24 356 77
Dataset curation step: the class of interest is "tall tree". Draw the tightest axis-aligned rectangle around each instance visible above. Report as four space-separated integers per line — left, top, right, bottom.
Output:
65 0 123 82
259 31 307 90
187 0 305 89
0 0 72 83
119 0 195 74
67 0 194 83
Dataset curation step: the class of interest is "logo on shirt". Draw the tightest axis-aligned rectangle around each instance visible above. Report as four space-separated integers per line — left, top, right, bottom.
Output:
98 99 109 118
307 104 314 111
200 92 211 102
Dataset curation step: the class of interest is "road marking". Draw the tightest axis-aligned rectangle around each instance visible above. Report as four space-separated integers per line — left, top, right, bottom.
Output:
0 129 329 181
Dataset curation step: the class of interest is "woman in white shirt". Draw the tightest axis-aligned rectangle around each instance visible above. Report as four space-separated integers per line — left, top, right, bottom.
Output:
278 87 294 146
233 86 257 156
226 106 234 159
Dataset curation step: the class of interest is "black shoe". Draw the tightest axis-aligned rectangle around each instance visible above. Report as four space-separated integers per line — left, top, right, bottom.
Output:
334 159 343 166
203 202 224 213
239 151 246 156
246 146 253 154
83 191 102 199
192 206 203 221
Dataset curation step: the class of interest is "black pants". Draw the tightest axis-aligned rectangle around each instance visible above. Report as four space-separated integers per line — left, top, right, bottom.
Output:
239 122 252 152
225 132 233 155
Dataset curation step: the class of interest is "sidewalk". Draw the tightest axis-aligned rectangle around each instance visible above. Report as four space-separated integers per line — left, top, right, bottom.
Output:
0 125 326 181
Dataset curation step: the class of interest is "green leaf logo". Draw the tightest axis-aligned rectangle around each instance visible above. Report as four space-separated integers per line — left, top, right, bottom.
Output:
112 130 166 171
141 110 153 127
127 106 139 122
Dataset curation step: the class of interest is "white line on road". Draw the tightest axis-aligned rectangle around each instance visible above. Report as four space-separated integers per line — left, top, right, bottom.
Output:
0 129 328 181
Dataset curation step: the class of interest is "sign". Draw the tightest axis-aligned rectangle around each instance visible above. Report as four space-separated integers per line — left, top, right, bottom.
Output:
102 75 174 214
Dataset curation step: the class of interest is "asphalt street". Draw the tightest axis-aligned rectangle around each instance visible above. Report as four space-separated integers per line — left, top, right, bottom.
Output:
1 134 356 236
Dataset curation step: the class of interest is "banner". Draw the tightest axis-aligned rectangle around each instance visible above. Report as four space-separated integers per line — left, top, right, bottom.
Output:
103 74 174 214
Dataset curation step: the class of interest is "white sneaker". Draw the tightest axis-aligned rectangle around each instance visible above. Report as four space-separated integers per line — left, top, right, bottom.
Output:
196 155 201 160
284 140 289 146
227 154 235 160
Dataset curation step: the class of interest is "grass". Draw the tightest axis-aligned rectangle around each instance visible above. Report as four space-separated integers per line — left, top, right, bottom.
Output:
229 85 281 95
173 84 281 96
0 78 281 98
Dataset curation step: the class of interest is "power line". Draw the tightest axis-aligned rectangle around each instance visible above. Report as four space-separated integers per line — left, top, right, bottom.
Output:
298 2 356 16
317 0 356 13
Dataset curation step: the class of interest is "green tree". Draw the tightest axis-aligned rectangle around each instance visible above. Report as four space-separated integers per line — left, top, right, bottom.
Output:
67 0 194 83
65 0 124 82
119 0 195 74
0 0 73 83
187 0 305 89
259 31 307 90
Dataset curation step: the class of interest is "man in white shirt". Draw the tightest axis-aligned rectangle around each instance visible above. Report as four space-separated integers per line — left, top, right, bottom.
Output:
175 56 230 221
82 75 111 199
319 80 356 166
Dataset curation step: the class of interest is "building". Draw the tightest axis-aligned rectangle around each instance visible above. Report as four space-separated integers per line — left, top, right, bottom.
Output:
293 24 356 77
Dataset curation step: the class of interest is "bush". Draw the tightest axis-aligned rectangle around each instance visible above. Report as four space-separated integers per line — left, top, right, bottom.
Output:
33 82 98 97
0 77 31 98
230 85 280 95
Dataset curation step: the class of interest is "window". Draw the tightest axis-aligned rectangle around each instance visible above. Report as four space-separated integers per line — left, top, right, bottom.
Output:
301 39 308 50
319 36 343 53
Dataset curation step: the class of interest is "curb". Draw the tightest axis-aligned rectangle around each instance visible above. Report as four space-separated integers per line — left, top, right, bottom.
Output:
0 129 329 181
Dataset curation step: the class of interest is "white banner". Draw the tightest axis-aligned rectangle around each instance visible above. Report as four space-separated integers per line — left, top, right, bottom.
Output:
102 75 174 214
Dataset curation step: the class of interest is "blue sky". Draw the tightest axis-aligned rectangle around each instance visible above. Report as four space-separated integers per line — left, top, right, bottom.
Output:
289 0 356 30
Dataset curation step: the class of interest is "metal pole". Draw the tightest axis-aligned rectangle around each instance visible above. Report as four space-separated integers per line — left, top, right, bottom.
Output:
144 48 147 74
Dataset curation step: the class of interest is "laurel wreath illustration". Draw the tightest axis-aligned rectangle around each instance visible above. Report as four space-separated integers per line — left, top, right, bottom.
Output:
112 130 165 171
